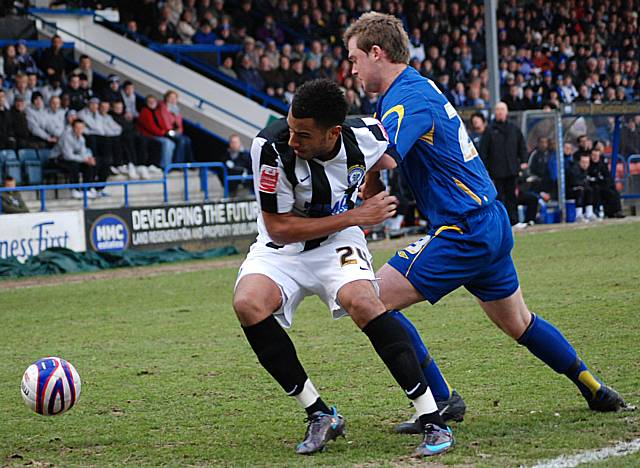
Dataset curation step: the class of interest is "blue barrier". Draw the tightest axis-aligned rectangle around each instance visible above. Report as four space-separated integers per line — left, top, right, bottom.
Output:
0 179 164 213
0 39 74 49
163 162 253 201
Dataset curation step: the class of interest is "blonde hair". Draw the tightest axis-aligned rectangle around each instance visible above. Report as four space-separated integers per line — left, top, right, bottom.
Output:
343 12 410 64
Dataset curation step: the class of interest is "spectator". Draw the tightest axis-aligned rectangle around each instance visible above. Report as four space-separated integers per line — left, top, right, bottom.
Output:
620 117 640 157
567 152 597 222
1 176 28 213
177 10 197 43
6 72 31 109
110 100 160 180
38 35 65 82
46 95 66 139
40 76 63 105
528 137 555 193
0 90 12 148
192 20 218 45
26 92 57 148
79 73 94 102
515 173 538 227
158 90 194 164
15 40 39 75
480 101 528 225
218 56 237 80
468 112 487 157
257 55 280 90
65 74 87 112
588 147 624 218
120 81 139 119
78 97 117 194
97 101 127 177
50 118 97 199
236 54 265 91
101 74 124 105
224 133 252 194
136 94 175 169
345 88 361 115
256 14 284 45
9 95 40 149
73 55 94 89
263 39 280 69
3 44 19 78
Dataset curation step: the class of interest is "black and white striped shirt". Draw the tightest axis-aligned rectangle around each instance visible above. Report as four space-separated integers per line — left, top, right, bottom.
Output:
251 117 389 253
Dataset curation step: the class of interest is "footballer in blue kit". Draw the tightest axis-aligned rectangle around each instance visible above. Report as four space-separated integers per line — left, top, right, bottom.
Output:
345 12 632 434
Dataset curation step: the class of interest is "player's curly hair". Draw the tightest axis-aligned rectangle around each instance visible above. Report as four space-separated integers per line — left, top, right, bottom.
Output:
291 79 348 129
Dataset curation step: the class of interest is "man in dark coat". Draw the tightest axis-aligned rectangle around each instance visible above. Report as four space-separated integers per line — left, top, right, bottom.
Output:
480 101 528 225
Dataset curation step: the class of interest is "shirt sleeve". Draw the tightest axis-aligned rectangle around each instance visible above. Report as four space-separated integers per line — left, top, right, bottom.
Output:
356 117 391 170
251 137 294 214
380 93 434 162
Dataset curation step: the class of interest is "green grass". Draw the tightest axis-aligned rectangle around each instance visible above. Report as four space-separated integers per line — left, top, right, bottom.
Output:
1 222 639 467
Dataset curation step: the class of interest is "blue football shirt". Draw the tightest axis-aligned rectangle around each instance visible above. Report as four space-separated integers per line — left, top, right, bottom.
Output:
376 66 497 227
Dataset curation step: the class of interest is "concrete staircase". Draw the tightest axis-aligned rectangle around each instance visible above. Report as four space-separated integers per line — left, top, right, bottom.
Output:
22 169 228 212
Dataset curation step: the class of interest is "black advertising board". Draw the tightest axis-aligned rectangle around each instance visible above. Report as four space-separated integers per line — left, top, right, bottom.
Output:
85 200 259 252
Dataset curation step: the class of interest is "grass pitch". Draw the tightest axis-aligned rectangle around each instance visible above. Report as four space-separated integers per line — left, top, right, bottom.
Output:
1 222 639 467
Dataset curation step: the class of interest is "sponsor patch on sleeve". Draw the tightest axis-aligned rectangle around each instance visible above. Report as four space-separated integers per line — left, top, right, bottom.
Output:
258 164 279 193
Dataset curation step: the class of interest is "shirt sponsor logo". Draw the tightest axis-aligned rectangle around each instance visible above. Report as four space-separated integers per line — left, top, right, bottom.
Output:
258 165 279 193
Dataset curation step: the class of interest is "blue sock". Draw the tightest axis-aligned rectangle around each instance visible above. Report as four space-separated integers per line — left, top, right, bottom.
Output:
517 313 602 400
389 310 452 401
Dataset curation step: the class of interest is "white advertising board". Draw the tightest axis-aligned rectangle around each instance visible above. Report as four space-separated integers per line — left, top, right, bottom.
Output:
0 210 87 262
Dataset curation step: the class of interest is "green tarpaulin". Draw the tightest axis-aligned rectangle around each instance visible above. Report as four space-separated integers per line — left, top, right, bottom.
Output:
0 246 237 278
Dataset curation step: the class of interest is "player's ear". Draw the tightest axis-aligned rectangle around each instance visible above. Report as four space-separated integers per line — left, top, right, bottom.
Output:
329 125 341 138
370 45 383 60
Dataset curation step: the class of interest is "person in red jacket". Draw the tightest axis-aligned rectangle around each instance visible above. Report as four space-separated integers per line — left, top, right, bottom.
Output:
158 90 194 164
136 94 176 169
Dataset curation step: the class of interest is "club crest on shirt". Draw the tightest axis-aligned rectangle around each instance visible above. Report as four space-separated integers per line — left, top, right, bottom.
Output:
347 165 365 187
258 164 279 193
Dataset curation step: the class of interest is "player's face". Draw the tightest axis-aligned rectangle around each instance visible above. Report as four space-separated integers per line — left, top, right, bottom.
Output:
347 37 382 93
287 112 338 160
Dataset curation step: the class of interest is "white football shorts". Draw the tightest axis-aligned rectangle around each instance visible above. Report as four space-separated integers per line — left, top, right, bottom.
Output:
235 227 376 328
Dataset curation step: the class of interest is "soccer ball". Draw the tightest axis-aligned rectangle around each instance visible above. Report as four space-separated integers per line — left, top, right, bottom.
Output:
21 357 81 416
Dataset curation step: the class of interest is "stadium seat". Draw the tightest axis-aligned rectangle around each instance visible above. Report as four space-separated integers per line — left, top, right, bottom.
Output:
18 149 43 185
0 149 22 184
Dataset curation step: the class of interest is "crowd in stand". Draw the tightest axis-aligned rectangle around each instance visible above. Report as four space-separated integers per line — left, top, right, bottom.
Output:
114 0 639 113
1 36 194 197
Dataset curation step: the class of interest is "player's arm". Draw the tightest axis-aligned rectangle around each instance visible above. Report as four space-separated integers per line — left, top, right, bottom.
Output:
360 153 396 199
262 191 397 245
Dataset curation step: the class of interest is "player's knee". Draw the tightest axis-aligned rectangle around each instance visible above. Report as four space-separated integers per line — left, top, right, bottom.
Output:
343 293 385 329
233 292 276 326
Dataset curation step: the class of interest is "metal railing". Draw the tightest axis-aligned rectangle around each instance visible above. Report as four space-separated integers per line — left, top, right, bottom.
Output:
163 162 253 201
0 179 163 213
0 163 255 213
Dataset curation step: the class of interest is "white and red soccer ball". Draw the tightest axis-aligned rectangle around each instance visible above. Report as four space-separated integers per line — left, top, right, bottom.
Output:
21 357 81 416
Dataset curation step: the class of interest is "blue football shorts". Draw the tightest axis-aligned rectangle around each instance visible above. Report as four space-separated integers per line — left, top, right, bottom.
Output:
388 201 520 304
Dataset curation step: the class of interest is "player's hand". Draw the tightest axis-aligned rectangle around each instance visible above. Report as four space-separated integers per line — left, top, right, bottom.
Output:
359 173 385 200
353 191 397 226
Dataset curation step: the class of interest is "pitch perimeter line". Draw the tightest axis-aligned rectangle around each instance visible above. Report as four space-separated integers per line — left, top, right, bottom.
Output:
529 438 640 468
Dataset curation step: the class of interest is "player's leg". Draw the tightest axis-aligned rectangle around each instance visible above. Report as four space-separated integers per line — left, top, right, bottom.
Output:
337 279 453 457
233 273 338 453
376 241 468 432
469 202 632 411
476 287 631 411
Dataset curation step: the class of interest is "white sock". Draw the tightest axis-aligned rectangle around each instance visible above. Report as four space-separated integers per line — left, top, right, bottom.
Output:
576 206 584 217
412 386 438 416
585 205 594 217
292 379 320 409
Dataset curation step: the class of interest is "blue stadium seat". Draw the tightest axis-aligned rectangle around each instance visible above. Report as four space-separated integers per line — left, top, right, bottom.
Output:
18 149 43 185
0 149 22 184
